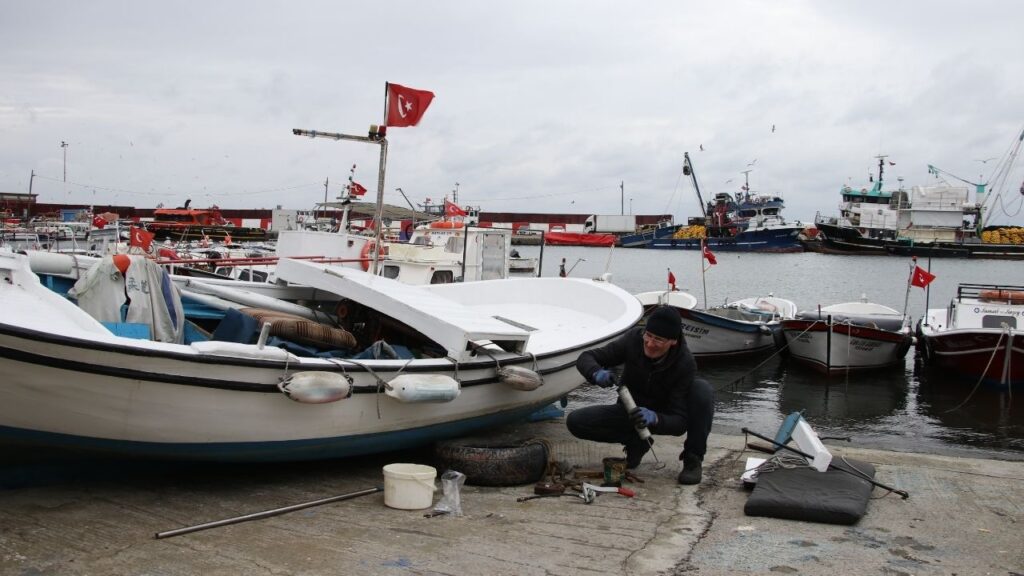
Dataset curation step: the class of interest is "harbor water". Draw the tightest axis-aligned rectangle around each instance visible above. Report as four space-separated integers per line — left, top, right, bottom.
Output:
518 244 1024 461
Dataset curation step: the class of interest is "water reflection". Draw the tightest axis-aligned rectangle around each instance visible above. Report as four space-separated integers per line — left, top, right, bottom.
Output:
525 246 1024 457
915 361 1024 454
704 355 909 442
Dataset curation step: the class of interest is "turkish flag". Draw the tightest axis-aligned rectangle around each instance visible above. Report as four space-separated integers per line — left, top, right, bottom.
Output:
910 265 936 288
129 226 155 252
349 181 368 197
92 215 107 229
444 199 466 217
701 240 717 265
386 83 435 127
667 269 677 291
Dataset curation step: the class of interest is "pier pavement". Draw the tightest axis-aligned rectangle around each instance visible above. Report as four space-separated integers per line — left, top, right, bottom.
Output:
0 419 1021 575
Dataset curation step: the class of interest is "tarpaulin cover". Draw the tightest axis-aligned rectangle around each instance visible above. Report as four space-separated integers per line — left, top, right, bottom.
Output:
744 458 876 525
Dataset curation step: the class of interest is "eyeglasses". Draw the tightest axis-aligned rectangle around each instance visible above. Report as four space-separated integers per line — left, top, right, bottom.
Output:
643 331 673 345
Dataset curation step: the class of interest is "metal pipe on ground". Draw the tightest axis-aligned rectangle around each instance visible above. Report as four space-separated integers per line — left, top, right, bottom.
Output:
154 486 383 539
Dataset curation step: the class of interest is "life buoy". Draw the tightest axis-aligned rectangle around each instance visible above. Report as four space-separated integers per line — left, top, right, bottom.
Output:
433 436 548 486
979 289 1024 304
359 241 374 271
359 240 388 271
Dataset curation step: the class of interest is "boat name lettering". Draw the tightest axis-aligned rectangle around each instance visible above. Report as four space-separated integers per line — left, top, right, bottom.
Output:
850 339 881 351
972 306 1022 316
680 324 710 336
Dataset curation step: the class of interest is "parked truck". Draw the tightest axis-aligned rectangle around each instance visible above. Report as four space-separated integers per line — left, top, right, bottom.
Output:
583 214 637 234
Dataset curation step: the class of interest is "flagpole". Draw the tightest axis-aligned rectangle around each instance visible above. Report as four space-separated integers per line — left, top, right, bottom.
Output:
700 240 708 309
924 255 932 325
370 83 391 275
902 256 915 322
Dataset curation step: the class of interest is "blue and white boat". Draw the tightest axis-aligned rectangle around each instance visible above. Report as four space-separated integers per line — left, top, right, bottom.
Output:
0 250 641 462
649 153 805 252
635 289 797 359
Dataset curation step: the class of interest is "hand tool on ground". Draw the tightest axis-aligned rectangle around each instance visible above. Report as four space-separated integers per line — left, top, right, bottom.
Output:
741 427 910 499
582 483 636 498
578 483 597 504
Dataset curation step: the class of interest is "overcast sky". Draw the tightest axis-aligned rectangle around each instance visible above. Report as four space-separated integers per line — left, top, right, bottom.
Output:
3 1 1023 225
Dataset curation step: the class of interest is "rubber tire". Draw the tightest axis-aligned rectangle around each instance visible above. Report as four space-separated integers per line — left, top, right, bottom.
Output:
433 437 549 487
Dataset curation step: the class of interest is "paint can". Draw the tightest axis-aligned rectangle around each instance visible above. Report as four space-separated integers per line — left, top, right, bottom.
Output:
602 457 627 485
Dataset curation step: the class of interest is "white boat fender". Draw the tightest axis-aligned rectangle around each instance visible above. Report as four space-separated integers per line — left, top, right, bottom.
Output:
385 374 460 403
758 325 772 335
499 365 543 391
279 372 352 404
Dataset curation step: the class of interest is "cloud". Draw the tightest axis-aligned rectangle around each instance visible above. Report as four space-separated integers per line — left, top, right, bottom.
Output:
1 1 1022 225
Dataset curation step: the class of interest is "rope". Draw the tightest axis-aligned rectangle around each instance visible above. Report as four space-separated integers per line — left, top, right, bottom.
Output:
943 323 1010 413
335 354 418 419
739 432 900 499
714 319 822 393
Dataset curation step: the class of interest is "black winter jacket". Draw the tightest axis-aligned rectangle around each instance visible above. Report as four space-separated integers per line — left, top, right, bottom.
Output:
576 327 697 435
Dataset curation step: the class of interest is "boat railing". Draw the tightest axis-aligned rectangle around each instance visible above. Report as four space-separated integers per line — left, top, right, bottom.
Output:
955 283 1024 302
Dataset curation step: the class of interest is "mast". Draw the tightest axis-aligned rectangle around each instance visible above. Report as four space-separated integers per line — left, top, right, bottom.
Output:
683 153 706 219
291 126 388 273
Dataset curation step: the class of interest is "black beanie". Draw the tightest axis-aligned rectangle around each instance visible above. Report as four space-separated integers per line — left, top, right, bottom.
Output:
645 305 681 340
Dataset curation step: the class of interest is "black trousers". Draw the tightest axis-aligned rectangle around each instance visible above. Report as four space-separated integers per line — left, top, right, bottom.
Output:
566 378 715 459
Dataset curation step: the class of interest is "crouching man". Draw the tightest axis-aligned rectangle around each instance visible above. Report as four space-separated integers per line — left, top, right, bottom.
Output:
566 305 715 484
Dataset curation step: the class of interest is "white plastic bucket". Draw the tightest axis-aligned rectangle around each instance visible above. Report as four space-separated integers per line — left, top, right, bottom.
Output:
383 463 437 510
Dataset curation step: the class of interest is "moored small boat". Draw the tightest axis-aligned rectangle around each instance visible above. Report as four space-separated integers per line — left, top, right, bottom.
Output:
1 249 642 461
917 284 1024 389
782 298 912 373
636 290 797 359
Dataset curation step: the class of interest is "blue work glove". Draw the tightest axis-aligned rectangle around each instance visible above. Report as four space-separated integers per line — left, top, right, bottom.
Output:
629 407 658 429
591 369 614 388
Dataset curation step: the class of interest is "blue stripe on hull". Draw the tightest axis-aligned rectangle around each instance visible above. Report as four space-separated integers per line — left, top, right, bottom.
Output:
0 402 551 463
649 228 803 252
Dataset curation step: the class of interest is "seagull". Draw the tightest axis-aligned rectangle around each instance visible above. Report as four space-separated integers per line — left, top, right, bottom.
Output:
699 144 704 151
747 158 758 167
771 124 775 133
725 179 734 184
974 157 997 164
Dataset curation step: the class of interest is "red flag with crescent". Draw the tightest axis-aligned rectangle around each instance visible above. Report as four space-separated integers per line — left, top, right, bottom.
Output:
444 199 466 217
129 226 154 252
668 269 677 291
386 83 435 128
701 240 717 265
910 265 936 288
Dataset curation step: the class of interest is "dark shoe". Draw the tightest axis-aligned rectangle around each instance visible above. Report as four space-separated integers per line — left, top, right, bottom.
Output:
625 443 650 469
677 454 703 485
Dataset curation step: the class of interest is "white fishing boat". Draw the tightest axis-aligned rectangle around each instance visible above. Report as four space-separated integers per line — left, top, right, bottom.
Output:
917 284 1024 389
635 290 796 359
781 298 912 373
0 249 641 461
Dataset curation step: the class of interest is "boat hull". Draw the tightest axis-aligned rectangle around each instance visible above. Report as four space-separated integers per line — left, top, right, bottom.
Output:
917 328 1024 389
782 319 912 373
649 227 803 253
618 225 681 248
0 324 600 461
0 251 642 461
676 308 780 358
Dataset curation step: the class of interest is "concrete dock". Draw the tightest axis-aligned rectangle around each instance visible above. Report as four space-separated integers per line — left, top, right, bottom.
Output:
0 419 1021 575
